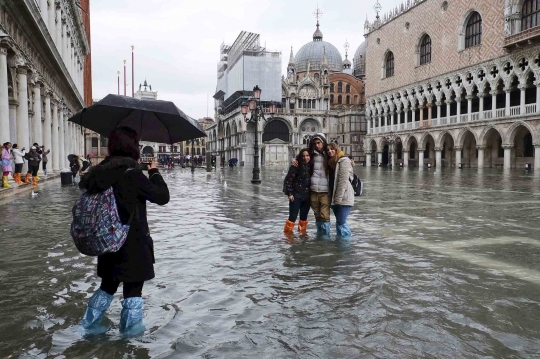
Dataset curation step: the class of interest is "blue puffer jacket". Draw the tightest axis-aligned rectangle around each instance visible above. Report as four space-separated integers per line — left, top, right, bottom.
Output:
310 150 328 193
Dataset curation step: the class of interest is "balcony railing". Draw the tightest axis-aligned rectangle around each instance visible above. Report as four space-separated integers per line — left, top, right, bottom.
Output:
496 108 505 118
471 113 480 121
510 106 520 116
484 111 493 120
449 116 457 124
460 114 468 123
526 103 537 114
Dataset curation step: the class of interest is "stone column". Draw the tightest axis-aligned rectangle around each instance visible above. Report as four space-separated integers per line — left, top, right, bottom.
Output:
43 91 52 156
59 106 65 169
536 84 540 112
65 115 71 157
505 89 511 116
403 151 409 167
477 146 485 168
411 106 416 123
467 96 473 121
534 145 540 170
55 4 62 48
404 108 408 125
32 81 42 147
491 91 497 118
0 47 9 143
478 93 484 120
51 99 60 172
390 112 395 131
366 153 371 167
40 0 48 24
48 1 56 41
436 101 441 121
16 67 30 151
418 150 425 167
397 110 402 126
455 147 462 167
377 151 383 165
366 116 371 134
435 147 442 169
446 100 451 120
503 145 512 169
456 99 461 121
9 100 17 143
419 106 424 122
520 84 526 115
428 104 433 120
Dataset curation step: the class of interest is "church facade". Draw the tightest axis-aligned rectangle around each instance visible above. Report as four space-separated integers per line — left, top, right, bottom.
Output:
206 19 367 166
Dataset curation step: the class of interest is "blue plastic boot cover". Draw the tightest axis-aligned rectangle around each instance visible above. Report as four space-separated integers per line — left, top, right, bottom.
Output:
315 222 323 234
120 297 146 336
336 223 352 239
80 289 114 335
321 222 331 235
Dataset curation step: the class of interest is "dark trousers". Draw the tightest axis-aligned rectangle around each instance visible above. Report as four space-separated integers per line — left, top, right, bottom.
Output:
288 197 310 222
42 162 47 170
28 165 39 176
14 164 23 174
100 278 144 298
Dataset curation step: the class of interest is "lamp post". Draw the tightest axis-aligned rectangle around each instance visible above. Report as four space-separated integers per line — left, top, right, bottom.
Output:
383 131 395 168
241 85 277 184
191 139 195 173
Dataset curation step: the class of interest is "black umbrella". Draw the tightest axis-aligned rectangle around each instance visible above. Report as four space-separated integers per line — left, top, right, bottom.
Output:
68 94 206 144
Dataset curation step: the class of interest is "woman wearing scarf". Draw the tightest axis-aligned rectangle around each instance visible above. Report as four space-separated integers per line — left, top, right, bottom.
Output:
327 143 354 238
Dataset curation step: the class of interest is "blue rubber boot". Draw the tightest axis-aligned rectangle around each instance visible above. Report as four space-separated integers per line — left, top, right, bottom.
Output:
321 222 331 236
315 222 323 234
336 222 352 239
80 289 114 335
119 297 146 337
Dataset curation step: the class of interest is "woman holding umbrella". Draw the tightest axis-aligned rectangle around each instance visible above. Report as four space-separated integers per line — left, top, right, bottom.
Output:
78 126 169 337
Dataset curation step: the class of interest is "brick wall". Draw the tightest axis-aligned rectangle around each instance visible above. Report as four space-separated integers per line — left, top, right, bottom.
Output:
365 0 506 98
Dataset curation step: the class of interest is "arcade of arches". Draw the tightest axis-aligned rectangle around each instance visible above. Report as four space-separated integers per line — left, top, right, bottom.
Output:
366 120 540 169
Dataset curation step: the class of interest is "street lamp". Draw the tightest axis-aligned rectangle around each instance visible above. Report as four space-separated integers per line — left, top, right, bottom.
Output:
242 85 277 184
383 131 395 168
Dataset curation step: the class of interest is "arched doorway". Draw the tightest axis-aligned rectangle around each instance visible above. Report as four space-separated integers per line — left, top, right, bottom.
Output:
263 119 290 165
483 128 504 168
510 124 534 169
440 132 455 167
461 131 477 167
142 145 154 157
422 134 436 167
382 144 389 166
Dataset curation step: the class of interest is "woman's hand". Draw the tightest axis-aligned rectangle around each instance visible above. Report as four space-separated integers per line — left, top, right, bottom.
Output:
291 159 298 167
288 195 294 202
148 160 158 170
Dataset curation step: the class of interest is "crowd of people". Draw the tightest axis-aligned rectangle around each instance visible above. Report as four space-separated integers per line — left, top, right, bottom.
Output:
283 133 355 239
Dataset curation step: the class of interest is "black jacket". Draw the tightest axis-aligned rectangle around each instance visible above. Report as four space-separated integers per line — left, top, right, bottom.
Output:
25 151 41 166
283 163 311 201
79 156 170 282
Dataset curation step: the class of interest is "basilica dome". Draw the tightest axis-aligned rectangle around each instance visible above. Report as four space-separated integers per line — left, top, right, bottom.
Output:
294 24 343 73
353 41 366 78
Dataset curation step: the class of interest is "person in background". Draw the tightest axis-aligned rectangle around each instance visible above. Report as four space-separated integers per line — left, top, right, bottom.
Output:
32 143 42 180
24 146 41 186
327 143 354 239
283 148 312 234
11 144 25 185
41 146 51 176
79 126 169 337
70 155 83 184
1 142 13 189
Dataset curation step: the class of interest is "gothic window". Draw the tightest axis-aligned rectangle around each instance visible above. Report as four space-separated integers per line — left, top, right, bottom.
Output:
314 73 320 80
338 95 342 104
330 94 334 103
330 83 334 92
354 95 359 104
465 12 482 48
294 117 298 127
420 35 432 65
522 0 540 31
346 96 350 105
186 148 189 155
197 148 200 155
338 82 343 93
385 51 395 78
91 138 98 147
346 84 351 93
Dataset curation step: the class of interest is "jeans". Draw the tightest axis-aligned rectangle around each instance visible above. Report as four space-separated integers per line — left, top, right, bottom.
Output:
100 278 144 298
288 197 310 222
332 205 352 225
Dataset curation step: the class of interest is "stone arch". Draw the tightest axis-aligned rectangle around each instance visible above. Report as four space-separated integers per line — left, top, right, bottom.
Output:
141 145 154 156
435 130 454 148
456 127 479 147
299 117 322 130
264 117 293 134
458 8 483 51
478 125 502 146
263 119 290 143
419 131 436 149
368 139 378 153
403 134 418 151
505 120 537 144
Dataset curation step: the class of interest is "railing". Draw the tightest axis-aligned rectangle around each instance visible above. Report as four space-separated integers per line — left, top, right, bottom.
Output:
440 117 448 125
510 106 521 116
496 108 505 118
484 111 493 120
432 119 439 127
399 123 405 130
460 114 468 123
471 113 480 121
413 122 420 129
407 123 412 130
526 103 537 114
421 120 428 128
449 116 458 124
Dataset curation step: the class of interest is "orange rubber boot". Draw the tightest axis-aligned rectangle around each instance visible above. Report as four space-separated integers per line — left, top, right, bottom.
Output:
24 173 30 183
32 176 38 186
298 220 308 233
284 220 295 233
15 173 22 184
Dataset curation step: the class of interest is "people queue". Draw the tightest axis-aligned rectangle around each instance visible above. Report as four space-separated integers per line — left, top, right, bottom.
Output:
283 133 355 238
1 142 51 188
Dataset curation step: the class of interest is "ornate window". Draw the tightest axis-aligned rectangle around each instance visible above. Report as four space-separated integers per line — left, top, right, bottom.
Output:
338 95 342 104
330 83 334 92
330 94 334 103
465 12 482 48
346 84 351 93
522 0 540 31
420 35 432 65
346 96 350 105
385 51 395 78
338 82 343 93
314 73 320 80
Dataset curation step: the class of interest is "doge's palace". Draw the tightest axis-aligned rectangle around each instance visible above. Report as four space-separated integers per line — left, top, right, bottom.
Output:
0 0 89 173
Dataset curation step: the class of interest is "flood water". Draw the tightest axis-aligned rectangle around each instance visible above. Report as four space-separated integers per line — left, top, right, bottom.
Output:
1 166 540 358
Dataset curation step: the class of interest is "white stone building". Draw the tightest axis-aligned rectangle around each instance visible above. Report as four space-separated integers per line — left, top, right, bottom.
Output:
0 0 88 172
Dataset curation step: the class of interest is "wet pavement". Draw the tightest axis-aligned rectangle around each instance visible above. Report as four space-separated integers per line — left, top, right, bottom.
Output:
1 166 540 358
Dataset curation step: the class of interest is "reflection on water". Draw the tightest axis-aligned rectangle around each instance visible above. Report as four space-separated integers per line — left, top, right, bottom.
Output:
1 167 540 358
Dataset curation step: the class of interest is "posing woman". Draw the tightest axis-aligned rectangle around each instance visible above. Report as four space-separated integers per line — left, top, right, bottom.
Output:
327 143 354 238
24 146 41 186
11 144 25 185
283 148 311 233
79 126 169 337
1 142 13 188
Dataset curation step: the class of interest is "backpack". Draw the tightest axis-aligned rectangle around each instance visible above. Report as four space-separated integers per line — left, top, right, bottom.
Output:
349 173 364 196
70 173 136 256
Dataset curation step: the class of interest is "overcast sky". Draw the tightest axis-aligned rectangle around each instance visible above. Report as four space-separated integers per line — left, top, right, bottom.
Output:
91 0 403 119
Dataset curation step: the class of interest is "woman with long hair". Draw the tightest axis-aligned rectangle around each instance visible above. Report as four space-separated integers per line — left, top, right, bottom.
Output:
1 142 13 188
283 148 312 233
11 144 25 185
327 143 354 238
79 126 169 336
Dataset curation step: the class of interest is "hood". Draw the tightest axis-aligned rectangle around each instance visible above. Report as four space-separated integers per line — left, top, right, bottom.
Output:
311 133 327 145
79 156 138 193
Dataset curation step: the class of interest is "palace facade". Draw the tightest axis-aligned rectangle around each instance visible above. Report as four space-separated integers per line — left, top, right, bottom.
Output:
364 0 540 169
